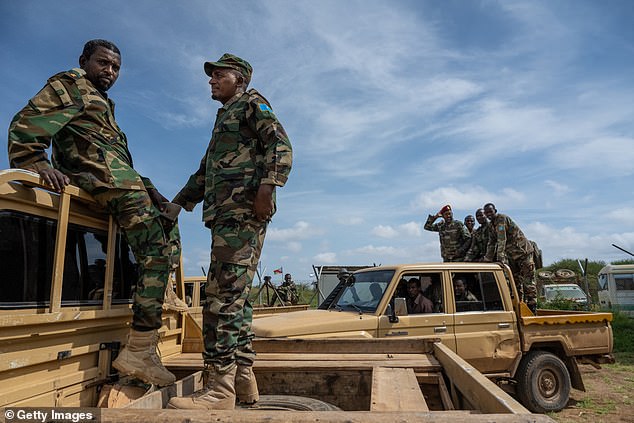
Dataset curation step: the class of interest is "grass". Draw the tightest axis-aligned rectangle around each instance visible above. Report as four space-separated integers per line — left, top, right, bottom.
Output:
611 311 634 354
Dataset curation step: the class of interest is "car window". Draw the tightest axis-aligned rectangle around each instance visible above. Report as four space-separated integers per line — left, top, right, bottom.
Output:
452 272 504 312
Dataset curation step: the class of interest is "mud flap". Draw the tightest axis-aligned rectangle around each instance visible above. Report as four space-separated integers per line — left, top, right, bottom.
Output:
564 356 585 392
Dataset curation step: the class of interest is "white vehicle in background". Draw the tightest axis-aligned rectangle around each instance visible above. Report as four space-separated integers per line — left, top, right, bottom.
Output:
540 284 589 310
598 264 634 316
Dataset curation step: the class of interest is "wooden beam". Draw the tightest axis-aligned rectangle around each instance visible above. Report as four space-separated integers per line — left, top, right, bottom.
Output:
370 367 428 411
49 190 71 313
432 342 529 414
98 409 556 422
102 215 117 311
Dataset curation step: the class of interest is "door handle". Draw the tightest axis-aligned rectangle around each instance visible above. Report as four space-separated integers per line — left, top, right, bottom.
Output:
498 323 511 329
386 331 409 337
434 326 447 333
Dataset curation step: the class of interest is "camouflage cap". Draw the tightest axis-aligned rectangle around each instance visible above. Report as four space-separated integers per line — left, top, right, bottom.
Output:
204 53 253 84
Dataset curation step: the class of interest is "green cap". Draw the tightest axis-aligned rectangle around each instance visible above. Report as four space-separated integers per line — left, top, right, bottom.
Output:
204 53 253 84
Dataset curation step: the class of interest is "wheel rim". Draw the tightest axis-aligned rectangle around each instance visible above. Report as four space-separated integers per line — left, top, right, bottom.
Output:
538 368 559 399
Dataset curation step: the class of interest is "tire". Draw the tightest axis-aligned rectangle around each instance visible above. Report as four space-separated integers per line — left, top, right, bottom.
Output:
238 395 341 411
515 351 571 413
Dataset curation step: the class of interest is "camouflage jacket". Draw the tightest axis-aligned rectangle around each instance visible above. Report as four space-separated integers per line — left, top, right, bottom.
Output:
485 213 534 261
8 68 152 193
424 215 471 261
464 222 490 262
173 89 292 224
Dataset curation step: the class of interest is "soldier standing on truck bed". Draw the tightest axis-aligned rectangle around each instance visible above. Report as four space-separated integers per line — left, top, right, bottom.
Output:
168 53 292 410
424 204 471 262
7 39 180 386
482 203 537 314
464 208 490 262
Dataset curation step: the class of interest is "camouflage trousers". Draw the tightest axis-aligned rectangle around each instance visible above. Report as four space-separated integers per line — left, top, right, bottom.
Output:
508 253 537 309
202 216 267 373
93 189 181 330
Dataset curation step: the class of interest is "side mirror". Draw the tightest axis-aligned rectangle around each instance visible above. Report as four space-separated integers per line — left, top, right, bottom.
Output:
394 297 407 316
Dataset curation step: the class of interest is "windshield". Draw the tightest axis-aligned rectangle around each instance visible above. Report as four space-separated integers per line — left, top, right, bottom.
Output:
544 286 587 301
334 270 394 313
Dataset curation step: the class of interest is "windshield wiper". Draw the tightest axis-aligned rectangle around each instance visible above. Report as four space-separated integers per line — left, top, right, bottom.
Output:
350 304 363 315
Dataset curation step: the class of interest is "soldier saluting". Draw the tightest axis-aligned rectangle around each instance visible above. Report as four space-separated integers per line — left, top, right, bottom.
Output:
424 204 471 262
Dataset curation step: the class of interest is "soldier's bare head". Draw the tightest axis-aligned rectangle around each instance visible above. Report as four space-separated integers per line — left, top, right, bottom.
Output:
79 39 121 92
475 208 487 225
483 203 497 220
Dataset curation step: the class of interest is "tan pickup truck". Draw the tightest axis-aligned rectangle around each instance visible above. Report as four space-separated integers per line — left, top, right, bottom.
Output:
253 262 614 413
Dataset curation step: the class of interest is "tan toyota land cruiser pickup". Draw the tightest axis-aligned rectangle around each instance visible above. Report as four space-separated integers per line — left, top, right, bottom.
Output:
252 263 614 413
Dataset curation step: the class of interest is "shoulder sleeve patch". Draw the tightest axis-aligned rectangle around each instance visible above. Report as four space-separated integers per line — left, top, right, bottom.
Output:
49 80 74 107
259 103 272 112
498 224 505 232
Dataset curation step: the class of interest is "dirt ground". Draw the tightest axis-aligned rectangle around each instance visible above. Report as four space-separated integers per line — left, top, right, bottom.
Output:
550 361 634 423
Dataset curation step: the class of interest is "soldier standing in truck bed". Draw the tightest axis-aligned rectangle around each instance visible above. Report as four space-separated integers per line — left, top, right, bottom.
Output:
7 39 179 387
169 53 292 410
424 204 471 262
482 203 537 314
464 208 490 262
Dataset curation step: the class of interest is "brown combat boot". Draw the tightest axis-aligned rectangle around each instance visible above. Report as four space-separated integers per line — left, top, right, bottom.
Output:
112 329 176 386
235 365 259 404
167 365 236 409
162 283 189 312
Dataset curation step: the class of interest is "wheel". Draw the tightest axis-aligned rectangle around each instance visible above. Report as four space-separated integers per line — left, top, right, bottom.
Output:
238 395 341 411
515 351 571 413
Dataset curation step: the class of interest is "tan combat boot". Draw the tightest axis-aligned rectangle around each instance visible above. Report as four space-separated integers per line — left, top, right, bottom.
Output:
167 365 237 410
162 283 189 312
112 329 176 386
235 365 259 404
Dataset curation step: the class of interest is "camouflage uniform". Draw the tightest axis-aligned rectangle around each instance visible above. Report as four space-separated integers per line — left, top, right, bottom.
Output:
173 88 292 373
484 214 536 309
278 280 298 305
8 68 180 330
424 216 471 262
464 222 490 262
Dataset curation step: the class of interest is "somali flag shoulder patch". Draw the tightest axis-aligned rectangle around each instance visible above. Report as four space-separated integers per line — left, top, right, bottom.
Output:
259 103 272 112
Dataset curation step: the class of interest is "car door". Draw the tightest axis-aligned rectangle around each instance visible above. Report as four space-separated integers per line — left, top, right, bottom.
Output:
377 272 456 351
451 270 520 373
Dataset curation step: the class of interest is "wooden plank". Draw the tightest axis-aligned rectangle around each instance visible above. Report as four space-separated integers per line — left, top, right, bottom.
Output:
370 367 428 411
433 342 529 414
98 409 556 422
436 372 454 410
49 190 71 313
102 215 117 311
253 337 438 354
124 371 204 409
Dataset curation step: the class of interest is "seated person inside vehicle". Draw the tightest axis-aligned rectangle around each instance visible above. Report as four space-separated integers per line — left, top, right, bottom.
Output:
453 276 478 302
406 278 433 314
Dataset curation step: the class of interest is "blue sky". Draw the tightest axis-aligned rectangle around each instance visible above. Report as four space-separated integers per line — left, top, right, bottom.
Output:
1 0 633 283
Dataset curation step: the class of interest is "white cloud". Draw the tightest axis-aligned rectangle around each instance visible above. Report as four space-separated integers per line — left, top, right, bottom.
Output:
413 186 526 212
544 180 570 195
349 245 408 258
267 221 324 242
372 222 422 239
336 216 364 225
372 225 399 239
314 252 338 264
